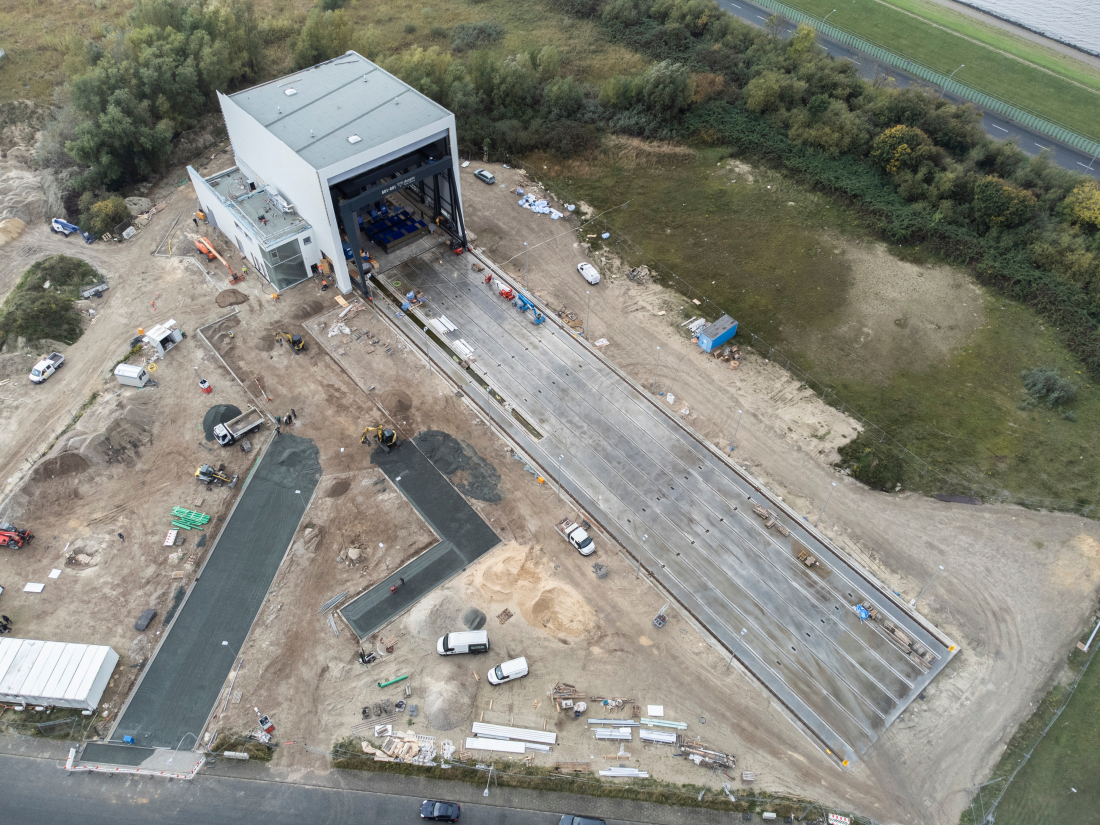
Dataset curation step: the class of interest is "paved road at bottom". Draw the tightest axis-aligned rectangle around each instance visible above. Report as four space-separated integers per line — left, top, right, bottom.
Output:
0 753 713 825
714 0 1100 179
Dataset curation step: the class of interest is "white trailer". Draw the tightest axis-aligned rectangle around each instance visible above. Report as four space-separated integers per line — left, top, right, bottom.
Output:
0 638 118 710
114 363 151 388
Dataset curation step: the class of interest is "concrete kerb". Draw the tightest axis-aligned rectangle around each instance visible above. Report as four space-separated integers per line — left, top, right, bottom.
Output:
103 426 279 750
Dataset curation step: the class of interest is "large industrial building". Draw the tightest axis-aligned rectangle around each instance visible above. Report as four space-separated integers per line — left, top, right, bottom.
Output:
188 51 467 294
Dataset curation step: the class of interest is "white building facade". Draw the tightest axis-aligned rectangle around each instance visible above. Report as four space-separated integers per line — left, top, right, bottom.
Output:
188 51 467 294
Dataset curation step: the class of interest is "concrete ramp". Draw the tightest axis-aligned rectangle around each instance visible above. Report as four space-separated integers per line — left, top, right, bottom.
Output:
69 744 205 779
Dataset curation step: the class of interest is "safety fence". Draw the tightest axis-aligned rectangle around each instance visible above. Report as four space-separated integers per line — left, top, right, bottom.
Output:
749 0 1100 158
513 166 1098 518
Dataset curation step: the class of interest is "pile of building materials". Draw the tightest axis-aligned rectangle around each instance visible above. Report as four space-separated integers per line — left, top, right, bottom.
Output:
599 766 649 778
639 729 678 744
516 193 564 220
678 738 735 769
171 507 210 531
466 722 555 754
594 727 633 740
361 730 436 764
751 504 790 537
549 681 584 711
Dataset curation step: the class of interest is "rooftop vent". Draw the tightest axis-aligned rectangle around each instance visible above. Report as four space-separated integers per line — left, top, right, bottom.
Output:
284 88 297 96
347 135 362 144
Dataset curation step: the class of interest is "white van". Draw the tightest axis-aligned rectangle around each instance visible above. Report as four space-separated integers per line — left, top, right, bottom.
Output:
437 630 490 656
487 656 529 685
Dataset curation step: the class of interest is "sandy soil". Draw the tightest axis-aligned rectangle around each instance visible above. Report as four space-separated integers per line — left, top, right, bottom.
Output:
0 150 1098 825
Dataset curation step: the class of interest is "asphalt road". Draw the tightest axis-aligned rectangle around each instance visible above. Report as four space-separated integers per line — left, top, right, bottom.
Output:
0 752 733 825
714 0 1100 178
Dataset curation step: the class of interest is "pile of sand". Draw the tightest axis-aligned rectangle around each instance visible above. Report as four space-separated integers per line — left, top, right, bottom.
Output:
0 217 26 247
465 542 596 639
424 676 475 731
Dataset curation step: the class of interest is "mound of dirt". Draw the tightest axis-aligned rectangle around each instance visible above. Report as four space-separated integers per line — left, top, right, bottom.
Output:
216 289 248 307
53 400 157 468
465 542 595 640
424 677 475 731
202 404 242 441
380 389 412 414
461 607 486 630
414 430 502 503
291 299 323 321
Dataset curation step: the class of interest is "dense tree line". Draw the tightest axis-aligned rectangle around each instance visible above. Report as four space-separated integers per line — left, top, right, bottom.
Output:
40 0 1100 386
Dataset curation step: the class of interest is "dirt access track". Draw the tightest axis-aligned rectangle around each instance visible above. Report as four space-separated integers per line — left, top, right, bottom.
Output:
0 154 1095 824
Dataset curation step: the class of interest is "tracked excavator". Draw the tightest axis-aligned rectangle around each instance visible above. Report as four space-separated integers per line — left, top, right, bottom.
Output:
195 464 238 487
361 425 399 452
275 331 307 352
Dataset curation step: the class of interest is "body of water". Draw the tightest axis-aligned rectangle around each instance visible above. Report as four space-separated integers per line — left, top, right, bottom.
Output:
959 0 1100 56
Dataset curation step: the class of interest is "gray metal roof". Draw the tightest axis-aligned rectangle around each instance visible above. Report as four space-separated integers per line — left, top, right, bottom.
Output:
228 52 451 171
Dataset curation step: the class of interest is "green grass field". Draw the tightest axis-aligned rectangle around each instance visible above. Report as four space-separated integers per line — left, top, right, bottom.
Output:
963 630 1100 825
533 144 1100 507
774 0 1100 140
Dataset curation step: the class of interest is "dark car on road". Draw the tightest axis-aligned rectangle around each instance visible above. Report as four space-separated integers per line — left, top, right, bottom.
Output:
558 817 606 825
420 800 460 821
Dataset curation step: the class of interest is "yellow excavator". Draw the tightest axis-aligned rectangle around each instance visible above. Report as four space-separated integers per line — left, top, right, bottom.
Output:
275 331 307 352
361 425 399 452
195 464 238 487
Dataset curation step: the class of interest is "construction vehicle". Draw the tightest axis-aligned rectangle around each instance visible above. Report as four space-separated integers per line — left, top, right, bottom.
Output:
197 236 241 284
50 218 94 244
361 425 399 452
275 331 307 352
555 518 595 556
29 352 65 384
195 464 238 487
0 522 33 549
194 238 216 260
511 292 545 325
212 406 264 446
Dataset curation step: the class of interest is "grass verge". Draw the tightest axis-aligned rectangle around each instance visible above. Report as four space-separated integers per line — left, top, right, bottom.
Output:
528 143 1100 508
332 737 812 817
212 732 276 762
774 0 1100 140
961 612 1100 824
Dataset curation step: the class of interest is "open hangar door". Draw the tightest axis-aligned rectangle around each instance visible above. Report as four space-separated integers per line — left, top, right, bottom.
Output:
330 137 467 295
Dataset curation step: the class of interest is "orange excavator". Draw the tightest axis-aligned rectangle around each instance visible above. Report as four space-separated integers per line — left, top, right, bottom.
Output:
197 236 243 285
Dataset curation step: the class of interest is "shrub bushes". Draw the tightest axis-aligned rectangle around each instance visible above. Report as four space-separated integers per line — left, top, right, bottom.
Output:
450 21 505 52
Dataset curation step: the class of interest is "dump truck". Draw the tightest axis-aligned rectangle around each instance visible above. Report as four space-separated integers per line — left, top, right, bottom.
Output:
212 406 264 446
555 519 595 556
29 352 65 384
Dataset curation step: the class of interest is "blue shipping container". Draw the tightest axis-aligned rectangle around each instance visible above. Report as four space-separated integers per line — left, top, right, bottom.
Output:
697 315 738 353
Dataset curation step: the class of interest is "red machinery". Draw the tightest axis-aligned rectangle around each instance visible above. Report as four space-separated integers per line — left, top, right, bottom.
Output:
0 522 33 549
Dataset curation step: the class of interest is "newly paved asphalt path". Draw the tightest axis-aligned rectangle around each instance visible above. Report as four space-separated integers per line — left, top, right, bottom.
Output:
110 434 322 749
715 0 1100 178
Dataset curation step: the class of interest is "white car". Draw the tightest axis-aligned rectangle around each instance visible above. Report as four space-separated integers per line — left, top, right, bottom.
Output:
474 169 495 185
577 263 600 284
487 656 529 685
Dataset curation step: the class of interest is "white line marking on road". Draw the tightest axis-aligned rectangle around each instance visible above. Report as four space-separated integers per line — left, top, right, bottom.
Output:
730 2 741 7
991 124 1008 132
1035 142 1051 151
756 14 768 19
846 58 860 64
1079 162 1096 170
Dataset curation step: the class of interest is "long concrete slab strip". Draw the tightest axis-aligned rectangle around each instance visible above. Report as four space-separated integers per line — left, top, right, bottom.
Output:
368 249 957 765
340 436 500 638
110 434 321 749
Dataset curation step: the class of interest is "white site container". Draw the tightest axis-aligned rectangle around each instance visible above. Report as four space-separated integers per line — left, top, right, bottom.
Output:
114 363 150 388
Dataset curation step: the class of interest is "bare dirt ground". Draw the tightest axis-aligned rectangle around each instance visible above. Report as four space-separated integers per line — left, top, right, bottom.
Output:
0 149 1098 825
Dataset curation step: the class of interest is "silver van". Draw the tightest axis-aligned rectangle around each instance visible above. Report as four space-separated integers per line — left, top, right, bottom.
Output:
487 656 529 685
437 630 490 655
